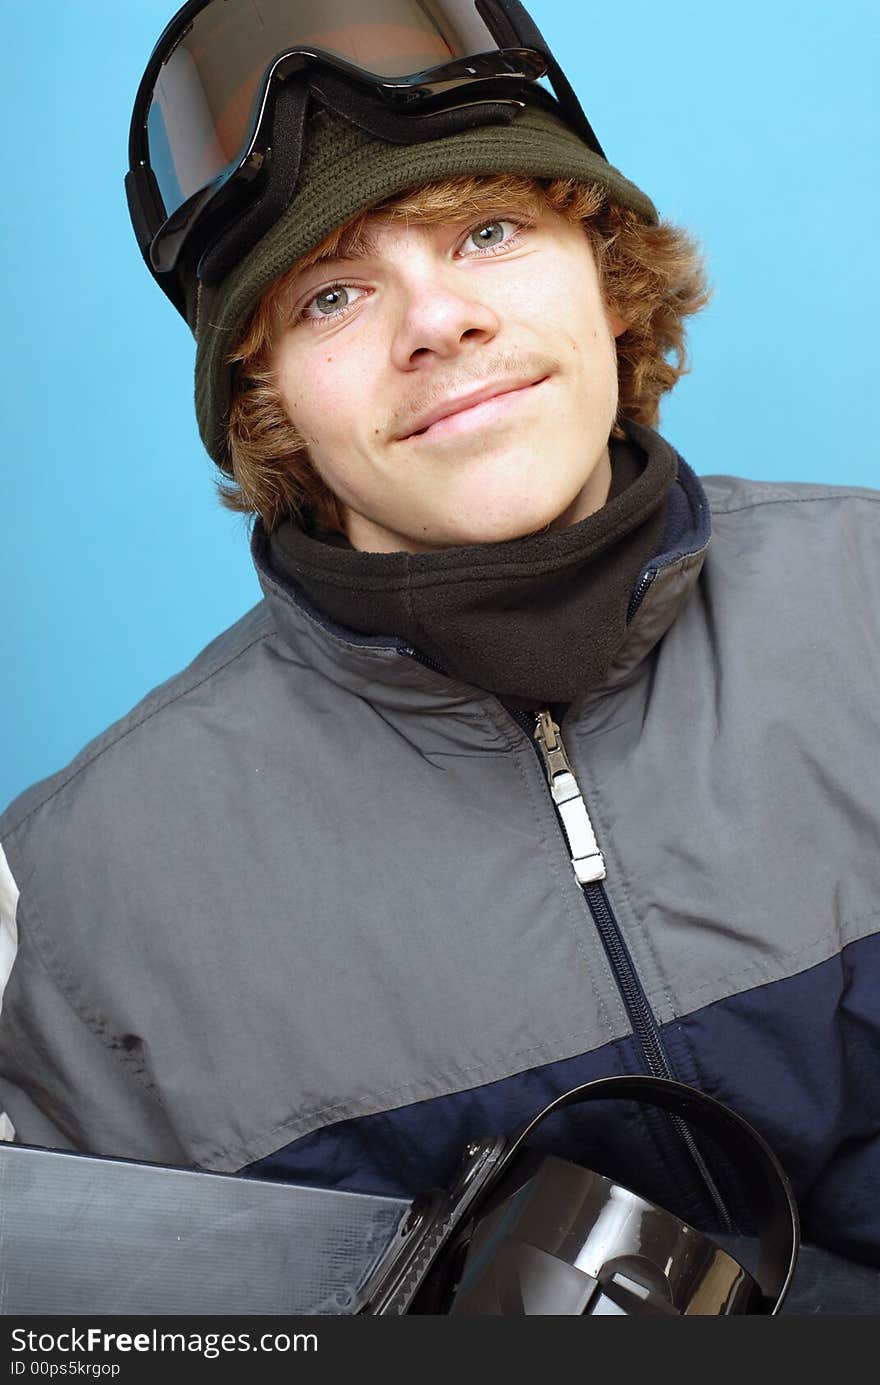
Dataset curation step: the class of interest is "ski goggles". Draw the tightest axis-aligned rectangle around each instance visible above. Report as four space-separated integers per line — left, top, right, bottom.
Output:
126 0 605 287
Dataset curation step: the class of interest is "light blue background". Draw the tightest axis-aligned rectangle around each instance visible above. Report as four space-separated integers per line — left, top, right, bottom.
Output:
2 1 878 806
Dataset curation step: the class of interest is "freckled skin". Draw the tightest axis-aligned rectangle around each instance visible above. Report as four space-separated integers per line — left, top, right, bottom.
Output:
271 206 628 554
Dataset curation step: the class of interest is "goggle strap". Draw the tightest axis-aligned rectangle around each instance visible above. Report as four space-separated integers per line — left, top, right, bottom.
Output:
540 51 605 160
198 80 310 288
305 66 522 146
499 0 606 159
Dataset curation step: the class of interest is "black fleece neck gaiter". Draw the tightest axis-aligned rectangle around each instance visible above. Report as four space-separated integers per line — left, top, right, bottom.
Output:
268 421 678 706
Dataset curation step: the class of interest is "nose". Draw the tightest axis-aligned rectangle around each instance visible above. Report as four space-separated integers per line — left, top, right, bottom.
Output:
389 264 501 370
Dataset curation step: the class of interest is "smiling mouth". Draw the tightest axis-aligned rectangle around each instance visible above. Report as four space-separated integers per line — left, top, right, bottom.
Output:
403 377 550 442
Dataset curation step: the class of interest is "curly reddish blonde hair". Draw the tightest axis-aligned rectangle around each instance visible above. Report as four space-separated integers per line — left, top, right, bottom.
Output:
223 175 712 532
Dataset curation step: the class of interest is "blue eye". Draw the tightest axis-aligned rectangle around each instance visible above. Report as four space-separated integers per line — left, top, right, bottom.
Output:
469 222 506 251
462 219 523 255
300 283 367 326
314 287 350 315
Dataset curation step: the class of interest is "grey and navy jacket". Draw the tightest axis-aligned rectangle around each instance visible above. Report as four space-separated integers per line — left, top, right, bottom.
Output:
1 433 878 1269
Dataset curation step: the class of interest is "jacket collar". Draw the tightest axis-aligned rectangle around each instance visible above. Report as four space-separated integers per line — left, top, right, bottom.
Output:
593 447 711 696
251 428 711 710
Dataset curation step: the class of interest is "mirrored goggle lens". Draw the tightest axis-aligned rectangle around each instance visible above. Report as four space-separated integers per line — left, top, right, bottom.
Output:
145 0 506 221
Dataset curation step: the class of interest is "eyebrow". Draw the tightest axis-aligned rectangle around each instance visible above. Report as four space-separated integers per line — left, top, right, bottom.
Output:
308 220 385 270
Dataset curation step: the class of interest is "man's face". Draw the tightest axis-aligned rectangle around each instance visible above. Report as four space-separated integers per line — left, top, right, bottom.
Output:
270 200 627 553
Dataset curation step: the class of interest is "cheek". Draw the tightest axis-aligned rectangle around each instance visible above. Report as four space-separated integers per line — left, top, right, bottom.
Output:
295 337 382 409
276 354 351 448
558 321 619 404
534 266 617 363
274 349 387 507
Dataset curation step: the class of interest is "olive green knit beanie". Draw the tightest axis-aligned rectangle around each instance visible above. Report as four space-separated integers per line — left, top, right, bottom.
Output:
190 101 658 467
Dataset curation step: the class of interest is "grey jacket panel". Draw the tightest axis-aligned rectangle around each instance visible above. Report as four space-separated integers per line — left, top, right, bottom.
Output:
0 595 635 1170
0 922 189 1164
1 469 878 1177
569 480 880 1023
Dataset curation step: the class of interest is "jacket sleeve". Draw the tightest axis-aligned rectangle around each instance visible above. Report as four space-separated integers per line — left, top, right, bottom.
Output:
0 839 189 1165
0 843 18 1142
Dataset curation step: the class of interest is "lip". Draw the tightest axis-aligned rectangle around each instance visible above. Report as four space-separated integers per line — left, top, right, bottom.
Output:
397 375 549 442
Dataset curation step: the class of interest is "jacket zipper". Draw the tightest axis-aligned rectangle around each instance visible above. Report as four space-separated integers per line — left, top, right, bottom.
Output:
400 648 732 1227
527 707 733 1231
626 566 657 623
530 709 671 1075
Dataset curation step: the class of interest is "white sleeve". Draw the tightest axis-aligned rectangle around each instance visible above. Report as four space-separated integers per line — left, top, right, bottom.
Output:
0 841 20 1141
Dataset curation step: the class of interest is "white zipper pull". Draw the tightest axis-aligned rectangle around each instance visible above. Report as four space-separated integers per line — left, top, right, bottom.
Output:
534 710 607 884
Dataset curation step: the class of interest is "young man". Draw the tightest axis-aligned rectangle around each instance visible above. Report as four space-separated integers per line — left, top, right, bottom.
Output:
1 0 878 1309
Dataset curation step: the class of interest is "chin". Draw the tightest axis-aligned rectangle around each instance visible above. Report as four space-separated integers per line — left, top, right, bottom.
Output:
438 513 563 549
468 490 596 545
439 453 606 546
